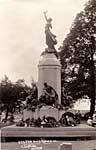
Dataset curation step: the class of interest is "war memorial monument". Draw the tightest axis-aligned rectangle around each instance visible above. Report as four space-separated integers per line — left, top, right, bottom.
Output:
1 12 96 150
38 11 61 104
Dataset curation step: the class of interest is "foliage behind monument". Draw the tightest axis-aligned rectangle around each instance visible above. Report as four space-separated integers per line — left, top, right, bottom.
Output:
60 0 96 117
0 75 37 121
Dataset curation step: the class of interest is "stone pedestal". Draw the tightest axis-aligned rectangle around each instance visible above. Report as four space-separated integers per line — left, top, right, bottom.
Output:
38 53 61 104
23 109 38 120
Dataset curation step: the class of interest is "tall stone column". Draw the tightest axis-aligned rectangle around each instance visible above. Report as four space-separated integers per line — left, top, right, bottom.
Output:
38 53 61 104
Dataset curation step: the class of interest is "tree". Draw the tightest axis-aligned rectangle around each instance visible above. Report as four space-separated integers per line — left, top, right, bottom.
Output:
0 76 29 122
59 0 96 117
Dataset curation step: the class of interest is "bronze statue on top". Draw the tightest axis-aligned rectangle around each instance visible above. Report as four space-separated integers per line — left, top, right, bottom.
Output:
44 11 57 50
42 11 59 58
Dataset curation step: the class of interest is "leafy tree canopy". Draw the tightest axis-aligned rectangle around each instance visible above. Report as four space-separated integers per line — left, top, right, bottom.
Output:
59 0 96 116
0 75 31 121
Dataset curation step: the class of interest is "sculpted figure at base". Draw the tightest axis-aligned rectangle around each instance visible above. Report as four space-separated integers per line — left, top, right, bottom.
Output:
39 82 58 106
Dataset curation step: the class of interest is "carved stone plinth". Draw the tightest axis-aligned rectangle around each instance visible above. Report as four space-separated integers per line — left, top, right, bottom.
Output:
38 52 61 104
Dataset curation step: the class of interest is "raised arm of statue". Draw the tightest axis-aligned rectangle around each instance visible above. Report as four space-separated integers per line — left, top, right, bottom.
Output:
43 11 48 22
43 11 52 29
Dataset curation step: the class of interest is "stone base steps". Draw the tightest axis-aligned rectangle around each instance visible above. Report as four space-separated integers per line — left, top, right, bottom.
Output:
1 126 96 138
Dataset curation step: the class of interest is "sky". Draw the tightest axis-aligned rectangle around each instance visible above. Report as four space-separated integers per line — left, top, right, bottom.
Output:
0 0 88 85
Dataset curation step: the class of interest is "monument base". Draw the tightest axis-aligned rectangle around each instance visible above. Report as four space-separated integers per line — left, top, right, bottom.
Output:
37 106 59 121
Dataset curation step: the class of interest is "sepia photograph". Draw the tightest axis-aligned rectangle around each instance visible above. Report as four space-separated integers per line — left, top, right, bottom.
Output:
0 0 96 150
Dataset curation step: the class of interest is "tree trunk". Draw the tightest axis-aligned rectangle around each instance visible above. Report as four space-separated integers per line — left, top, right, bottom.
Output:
90 56 95 118
5 106 9 122
90 94 95 118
